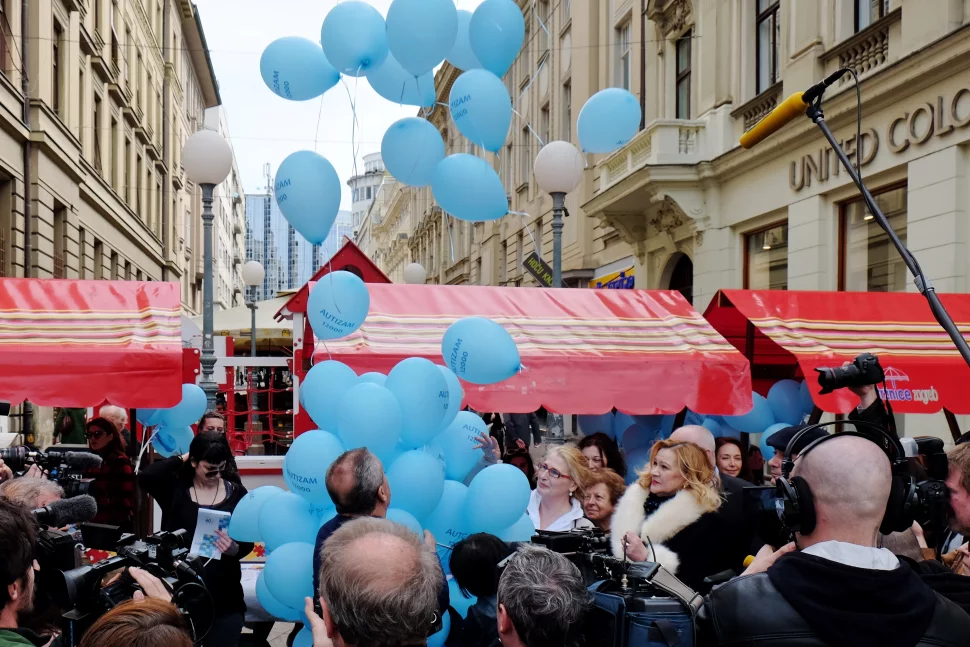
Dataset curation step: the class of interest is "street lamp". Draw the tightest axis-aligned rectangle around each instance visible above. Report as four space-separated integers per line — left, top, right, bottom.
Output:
182 129 233 409
241 260 265 434
533 141 584 288
403 262 427 285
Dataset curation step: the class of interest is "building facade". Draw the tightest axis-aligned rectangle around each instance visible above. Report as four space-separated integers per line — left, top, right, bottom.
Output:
349 151 384 239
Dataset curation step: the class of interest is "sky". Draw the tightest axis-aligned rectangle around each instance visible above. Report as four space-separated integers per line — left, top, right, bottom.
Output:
195 0 485 209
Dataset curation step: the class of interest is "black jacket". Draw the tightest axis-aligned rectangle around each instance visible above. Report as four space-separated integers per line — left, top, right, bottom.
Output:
503 413 541 446
698 551 970 647
717 474 764 574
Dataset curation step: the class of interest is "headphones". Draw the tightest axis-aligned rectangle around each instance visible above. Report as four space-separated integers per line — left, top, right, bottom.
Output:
774 420 917 536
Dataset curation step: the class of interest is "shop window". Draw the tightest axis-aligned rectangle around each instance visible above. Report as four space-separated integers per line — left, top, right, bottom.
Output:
744 222 788 290
839 184 907 293
756 0 779 94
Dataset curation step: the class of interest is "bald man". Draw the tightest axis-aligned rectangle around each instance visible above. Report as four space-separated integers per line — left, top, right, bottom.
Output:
669 425 761 578
697 435 970 647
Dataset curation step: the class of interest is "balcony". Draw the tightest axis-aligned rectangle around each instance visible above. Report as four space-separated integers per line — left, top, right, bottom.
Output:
233 221 242 235
731 81 782 132
134 125 150 146
595 119 708 193
233 251 242 265
79 23 97 56
822 8 900 85
90 54 112 82
173 165 185 190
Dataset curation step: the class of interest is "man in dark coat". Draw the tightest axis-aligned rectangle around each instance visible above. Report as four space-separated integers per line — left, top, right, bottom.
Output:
502 412 542 449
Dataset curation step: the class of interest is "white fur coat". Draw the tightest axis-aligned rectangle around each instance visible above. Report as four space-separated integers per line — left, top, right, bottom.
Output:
610 483 708 575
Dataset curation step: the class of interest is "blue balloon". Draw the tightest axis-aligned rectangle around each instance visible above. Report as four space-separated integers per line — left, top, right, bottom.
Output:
427 607 451 647
136 408 161 426
437 366 463 433
260 37 339 101
283 430 345 504
432 154 508 222
577 88 642 154
799 379 815 415
465 464 530 533
701 416 724 438
578 413 614 437
386 0 458 76
159 383 207 428
320 1 388 76
151 425 194 458
683 409 706 426
337 383 403 459
441 316 520 385
293 626 314 647
258 492 321 552
424 480 469 572
447 10 482 72
432 411 486 481
367 54 436 107
761 423 790 461
469 0 525 77
449 578 477 618
387 450 446 521
623 446 652 485
386 508 424 537
724 393 776 434
275 151 341 244
264 541 315 611
613 413 637 440
359 372 387 386
307 270 370 340
301 360 358 432
619 423 656 452
449 69 511 152
256 571 303 622
382 118 444 187
386 358 449 448
497 513 536 542
228 485 285 542
767 379 805 426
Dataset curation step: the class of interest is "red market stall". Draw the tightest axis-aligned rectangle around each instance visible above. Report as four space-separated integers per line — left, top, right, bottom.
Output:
0 277 195 408
296 284 753 419
704 289 970 438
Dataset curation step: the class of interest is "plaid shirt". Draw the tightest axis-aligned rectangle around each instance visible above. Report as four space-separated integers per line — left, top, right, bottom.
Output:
85 451 135 531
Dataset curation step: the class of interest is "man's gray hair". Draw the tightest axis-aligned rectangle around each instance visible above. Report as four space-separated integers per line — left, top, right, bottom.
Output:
498 544 590 647
0 477 64 508
99 405 128 425
326 448 385 515
319 517 442 647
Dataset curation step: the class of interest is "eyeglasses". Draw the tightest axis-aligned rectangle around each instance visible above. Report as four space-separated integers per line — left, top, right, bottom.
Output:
537 463 572 480
84 430 107 440
504 446 529 457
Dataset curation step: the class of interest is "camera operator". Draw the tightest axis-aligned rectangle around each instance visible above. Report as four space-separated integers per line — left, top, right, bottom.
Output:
77 598 191 647
942 443 970 560
697 434 970 647
0 498 46 647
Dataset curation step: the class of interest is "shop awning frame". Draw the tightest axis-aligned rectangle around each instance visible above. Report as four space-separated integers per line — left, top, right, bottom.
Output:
310 284 753 416
704 289 970 415
0 278 185 408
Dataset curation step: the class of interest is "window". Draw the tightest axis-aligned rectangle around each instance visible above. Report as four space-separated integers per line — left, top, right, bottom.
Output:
94 0 102 32
52 22 63 115
676 32 692 119
538 0 550 55
93 95 103 175
518 127 531 188
504 143 513 192
0 180 10 276
136 155 143 217
518 25 531 84
561 0 571 22
516 230 524 274
53 207 66 278
366 186 372 200
124 138 131 203
124 260 131 280
110 118 119 189
756 0 780 94
94 240 103 279
136 269 143 281
856 0 890 32
744 222 788 289
501 240 508 283
0 2 8 75
79 68 85 149
124 28 131 88
561 80 572 141
540 103 550 146
535 216 543 257
156 179 163 236
136 53 143 110
78 228 86 279
615 22 632 90
840 185 907 293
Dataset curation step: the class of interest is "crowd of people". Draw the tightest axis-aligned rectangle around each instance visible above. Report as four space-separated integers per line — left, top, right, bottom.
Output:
3 390 970 647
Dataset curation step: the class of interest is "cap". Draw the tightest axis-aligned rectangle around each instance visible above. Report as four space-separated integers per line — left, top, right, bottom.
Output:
765 425 829 456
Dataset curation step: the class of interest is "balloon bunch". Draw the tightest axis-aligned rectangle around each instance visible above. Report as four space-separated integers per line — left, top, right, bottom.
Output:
135 384 208 457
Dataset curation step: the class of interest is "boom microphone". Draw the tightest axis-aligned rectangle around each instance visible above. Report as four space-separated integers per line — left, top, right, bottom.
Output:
32 495 98 527
739 68 850 149
60 451 103 470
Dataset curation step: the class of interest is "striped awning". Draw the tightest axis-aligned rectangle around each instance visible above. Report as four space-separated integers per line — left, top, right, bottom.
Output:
312 284 752 415
704 290 970 414
0 278 183 408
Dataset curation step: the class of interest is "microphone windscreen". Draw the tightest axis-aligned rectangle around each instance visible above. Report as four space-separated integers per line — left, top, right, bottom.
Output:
35 495 98 527
743 555 756 568
63 451 104 470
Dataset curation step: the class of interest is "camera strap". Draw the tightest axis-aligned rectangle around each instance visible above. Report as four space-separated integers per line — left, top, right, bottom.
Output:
649 567 704 616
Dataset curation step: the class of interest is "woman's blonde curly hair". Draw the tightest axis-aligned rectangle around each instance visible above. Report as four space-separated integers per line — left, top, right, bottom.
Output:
637 439 723 513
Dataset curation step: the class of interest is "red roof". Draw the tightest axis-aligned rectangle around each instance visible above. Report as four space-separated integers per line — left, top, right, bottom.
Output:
311 284 752 415
0 278 183 408
275 237 392 321
704 289 970 414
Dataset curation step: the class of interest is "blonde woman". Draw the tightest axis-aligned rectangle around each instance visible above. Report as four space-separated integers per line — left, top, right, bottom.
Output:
611 440 724 590
527 445 595 531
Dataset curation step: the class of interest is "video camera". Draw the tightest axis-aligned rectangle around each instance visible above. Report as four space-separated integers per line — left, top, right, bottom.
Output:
0 446 101 497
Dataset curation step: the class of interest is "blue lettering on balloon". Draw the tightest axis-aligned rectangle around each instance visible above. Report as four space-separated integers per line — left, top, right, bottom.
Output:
286 467 317 486
276 179 291 190
450 95 472 108
449 339 463 371
453 108 468 120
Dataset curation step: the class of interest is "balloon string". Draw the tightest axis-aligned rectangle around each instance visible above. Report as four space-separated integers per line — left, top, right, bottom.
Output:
320 338 333 361
510 210 538 252
135 426 160 475
446 213 455 262
313 94 325 153
533 0 551 45
513 110 545 148
515 57 545 115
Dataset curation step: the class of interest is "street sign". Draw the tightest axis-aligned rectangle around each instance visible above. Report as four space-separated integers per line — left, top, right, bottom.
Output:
523 251 554 288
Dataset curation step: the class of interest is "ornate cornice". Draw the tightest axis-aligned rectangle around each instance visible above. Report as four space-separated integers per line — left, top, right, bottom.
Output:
647 0 693 37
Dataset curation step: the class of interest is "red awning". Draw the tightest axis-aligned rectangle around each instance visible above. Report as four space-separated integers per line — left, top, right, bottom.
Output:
0 278 183 408
704 289 970 414
311 284 752 415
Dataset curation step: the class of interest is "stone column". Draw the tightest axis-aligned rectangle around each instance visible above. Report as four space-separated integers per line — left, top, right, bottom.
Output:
787 195 836 290
691 225 734 313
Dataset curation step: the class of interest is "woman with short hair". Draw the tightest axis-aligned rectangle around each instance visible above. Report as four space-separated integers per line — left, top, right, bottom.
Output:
583 469 627 535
